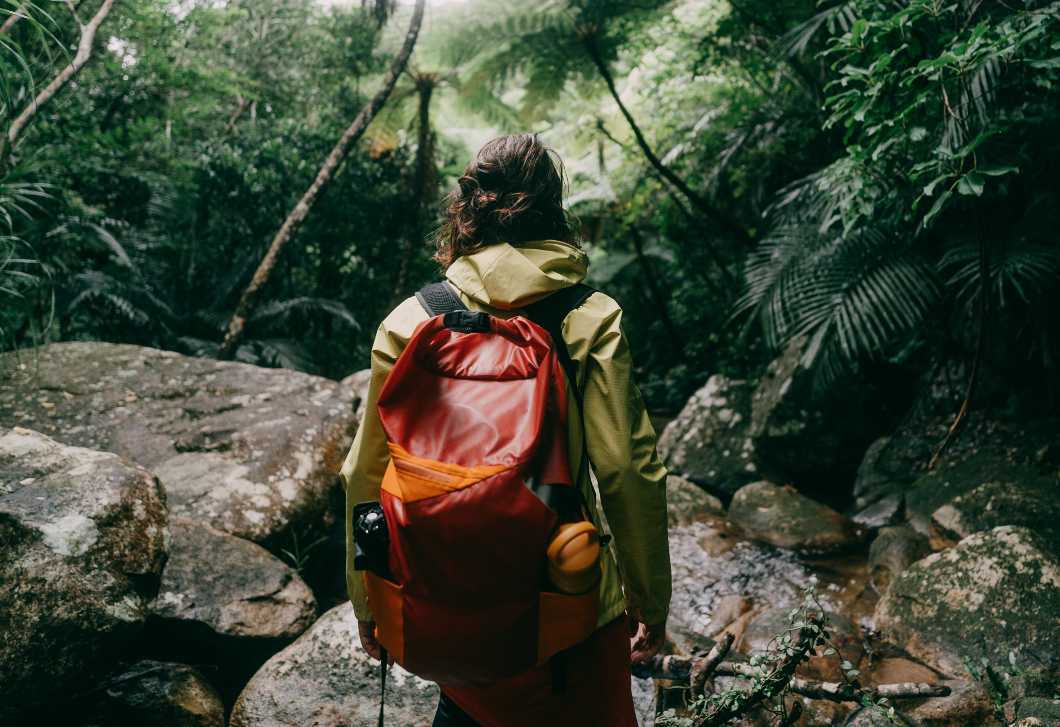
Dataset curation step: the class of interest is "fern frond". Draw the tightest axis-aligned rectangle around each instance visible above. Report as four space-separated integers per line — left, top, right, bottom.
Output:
736 224 940 383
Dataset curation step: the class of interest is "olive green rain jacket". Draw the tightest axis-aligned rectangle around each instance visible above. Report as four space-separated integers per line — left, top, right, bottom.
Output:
339 240 671 630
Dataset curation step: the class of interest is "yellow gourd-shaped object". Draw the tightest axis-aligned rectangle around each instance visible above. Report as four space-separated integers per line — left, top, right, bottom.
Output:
546 521 601 594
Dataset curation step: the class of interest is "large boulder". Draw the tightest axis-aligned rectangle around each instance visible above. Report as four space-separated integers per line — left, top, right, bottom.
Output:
748 338 910 495
930 478 1060 551
139 519 318 701
67 660 225 727
875 526 1060 680
0 342 360 550
152 520 317 647
849 435 934 514
230 602 439 727
666 474 726 527
728 481 866 554
341 369 372 419
905 450 1057 537
657 375 761 498
0 428 169 721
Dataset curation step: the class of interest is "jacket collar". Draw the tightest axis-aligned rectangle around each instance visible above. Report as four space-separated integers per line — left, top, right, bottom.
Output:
445 240 588 310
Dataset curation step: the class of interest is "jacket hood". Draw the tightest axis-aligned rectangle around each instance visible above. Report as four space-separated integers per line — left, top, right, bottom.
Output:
445 240 589 310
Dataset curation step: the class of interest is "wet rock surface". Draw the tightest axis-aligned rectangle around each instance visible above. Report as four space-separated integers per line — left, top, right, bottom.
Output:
231 601 439 727
875 526 1060 680
857 657 938 686
68 660 225 727
728 481 865 554
657 375 760 497
0 428 169 721
666 474 726 527
0 343 360 549
868 526 930 593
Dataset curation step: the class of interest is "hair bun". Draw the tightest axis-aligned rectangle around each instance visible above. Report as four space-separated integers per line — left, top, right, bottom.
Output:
472 188 502 210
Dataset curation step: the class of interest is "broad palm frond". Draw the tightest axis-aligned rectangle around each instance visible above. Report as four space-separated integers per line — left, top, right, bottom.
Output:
250 337 315 371
251 296 359 330
736 224 940 387
775 2 855 57
940 237 1060 307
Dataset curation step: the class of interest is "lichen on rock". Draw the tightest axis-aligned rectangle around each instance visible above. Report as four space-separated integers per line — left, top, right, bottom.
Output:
0 342 361 550
0 428 169 721
875 525 1060 681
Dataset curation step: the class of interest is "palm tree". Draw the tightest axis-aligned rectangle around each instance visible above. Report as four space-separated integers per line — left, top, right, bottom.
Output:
387 66 456 301
436 0 752 246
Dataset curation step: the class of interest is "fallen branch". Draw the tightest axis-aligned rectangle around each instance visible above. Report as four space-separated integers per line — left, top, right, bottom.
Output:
699 623 816 726
690 632 734 698
635 655 951 703
2 0 115 165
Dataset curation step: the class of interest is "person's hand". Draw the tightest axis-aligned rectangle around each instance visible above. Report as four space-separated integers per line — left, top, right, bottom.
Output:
629 617 666 665
358 620 394 665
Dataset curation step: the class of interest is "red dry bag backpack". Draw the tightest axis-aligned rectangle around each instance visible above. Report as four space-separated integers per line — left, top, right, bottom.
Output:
360 281 603 689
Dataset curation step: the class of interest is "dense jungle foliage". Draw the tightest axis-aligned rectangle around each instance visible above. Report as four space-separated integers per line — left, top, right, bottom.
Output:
0 0 1057 417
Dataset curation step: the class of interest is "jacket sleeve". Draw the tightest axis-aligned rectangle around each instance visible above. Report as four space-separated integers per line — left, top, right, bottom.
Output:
575 295 672 625
340 297 426 622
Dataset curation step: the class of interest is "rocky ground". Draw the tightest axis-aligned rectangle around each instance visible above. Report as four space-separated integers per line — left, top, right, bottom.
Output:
2 341 1058 727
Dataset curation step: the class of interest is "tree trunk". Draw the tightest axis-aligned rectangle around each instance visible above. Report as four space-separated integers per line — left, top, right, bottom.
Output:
393 73 436 302
1 0 115 168
581 33 753 249
216 0 427 360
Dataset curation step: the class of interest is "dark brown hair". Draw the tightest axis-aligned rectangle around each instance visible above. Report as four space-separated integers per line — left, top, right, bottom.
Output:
433 133 580 269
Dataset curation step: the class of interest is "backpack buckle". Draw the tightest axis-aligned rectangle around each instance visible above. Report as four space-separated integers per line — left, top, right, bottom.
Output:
443 310 492 333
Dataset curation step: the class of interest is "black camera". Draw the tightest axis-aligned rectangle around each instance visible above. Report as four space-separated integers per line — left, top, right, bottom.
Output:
353 501 391 580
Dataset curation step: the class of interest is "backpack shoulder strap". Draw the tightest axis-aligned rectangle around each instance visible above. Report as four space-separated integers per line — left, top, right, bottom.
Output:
415 281 468 317
521 283 596 410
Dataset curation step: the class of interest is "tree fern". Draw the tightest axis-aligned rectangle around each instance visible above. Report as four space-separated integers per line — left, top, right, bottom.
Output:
735 224 940 387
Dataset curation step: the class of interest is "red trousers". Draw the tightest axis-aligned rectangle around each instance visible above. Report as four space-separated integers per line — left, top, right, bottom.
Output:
441 616 638 727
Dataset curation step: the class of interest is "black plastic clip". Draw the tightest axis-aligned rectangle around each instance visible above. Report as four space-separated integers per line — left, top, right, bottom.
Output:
443 310 492 333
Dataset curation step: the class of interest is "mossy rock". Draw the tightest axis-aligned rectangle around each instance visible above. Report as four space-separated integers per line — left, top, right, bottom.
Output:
875 526 1060 681
905 449 1059 536
728 481 866 554
931 479 1060 550
1018 698 1060 727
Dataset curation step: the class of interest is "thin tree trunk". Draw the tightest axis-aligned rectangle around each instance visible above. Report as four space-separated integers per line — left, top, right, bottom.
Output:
216 0 427 360
1 0 115 167
929 201 989 468
581 34 753 249
393 74 435 302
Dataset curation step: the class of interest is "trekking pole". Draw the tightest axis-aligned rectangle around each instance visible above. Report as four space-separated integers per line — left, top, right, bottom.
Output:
378 646 388 727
